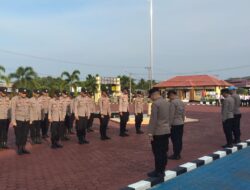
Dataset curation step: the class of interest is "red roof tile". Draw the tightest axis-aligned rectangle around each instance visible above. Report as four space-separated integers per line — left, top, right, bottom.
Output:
155 75 231 88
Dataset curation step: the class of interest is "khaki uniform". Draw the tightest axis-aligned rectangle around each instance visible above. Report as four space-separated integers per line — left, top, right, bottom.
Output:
231 93 242 143
29 97 43 143
11 96 31 148
134 97 144 133
99 96 111 138
0 96 11 147
74 95 90 142
40 95 51 137
119 94 129 135
60 96 71 139
87 96 96 131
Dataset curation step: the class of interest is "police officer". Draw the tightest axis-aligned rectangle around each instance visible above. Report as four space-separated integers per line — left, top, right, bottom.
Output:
68 92 75 134
48 90 64 149
40 89 51 139
0 87 10 149
168 90 185 160
119 88 130 137
74 88 90 144
221 88 235 148
61 90 71 141
133 91 144 134
29 89 42 144
147 87 171 178
98 90 111 140
228 86 242 143
87 91 96 133
11 88 31 155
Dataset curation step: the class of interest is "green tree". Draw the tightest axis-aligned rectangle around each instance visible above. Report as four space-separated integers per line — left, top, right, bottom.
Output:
9 66 38 89
117 75 136 92
83 74 97 93
61 70 81 92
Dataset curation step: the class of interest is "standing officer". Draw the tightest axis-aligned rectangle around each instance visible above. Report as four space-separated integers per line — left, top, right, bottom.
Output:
68 92 75 134
133 91 144 134
74 88 90 144
61 90 70 141
87 91 95 132
147 87 171 178
40 89 51 139
221 88 235 148
119 88 130 137
98 90 111 140
0 87 10 149
11 88 31 155
168 90 185 160
29 90 42 144
228 86 242 143
48 90 64 149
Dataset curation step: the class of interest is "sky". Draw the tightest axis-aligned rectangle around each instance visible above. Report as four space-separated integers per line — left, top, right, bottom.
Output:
0 0 250 82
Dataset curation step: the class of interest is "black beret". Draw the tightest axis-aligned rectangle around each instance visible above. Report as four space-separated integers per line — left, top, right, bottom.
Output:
81 88 87 93
54 90 62 97
0 87 7 93
19 88 28 94
167 90 177 97
33 89 41 94
221 88 230 94
148 87 160 98
62 90 68 95
42 89 49 93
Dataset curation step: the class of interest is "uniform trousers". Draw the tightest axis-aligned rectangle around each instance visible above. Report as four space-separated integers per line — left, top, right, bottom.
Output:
14 121 29 147
100 115 109 138
232 114 241 142
223 118 234 145
41 113 49 137
50 121 63 145
30 120 41 142
120 112 129 135
135 113 143 132
170 125 184 156
87 113 95 130
68 113 75 133
0 119 8 146
151 134 170 174
76 116 88 141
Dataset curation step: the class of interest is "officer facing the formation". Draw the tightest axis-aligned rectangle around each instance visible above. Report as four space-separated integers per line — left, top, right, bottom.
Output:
147 87 171 178
221 88 235 148
40 89 51 139
133 91 144 134
119 88 130 137
61 90 70 141
29 90 42 144
98 90 111 140
168 90 185 160
48 90 64 149
87 91 96 133
11 88 31 155
228 86 242 143
74 88 90 144
0 87 10 149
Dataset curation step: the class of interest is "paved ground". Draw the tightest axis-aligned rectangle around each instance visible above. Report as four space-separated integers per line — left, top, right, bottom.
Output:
151 147 250 190
0 105 250 190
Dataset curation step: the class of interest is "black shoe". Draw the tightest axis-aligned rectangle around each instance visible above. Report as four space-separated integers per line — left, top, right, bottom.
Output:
119 133 129 137
51 144 57 149
222 144 233 148
101 137 106 141
83 140 89 144
64 136 70 141
104 136 111 140
22 149 30 154
17 149 23 155
136 130 144 134
168 155 181 160
124 133 129 137
87 129 94 133
55 143 63 148
147 171 165 178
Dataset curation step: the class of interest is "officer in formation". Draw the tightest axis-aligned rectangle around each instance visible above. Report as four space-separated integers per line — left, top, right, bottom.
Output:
87 91 96 133
228 86 242 144
98 90 111 140
0 87 10 149
40 89 51 139
61 90 71 141
167 90 185 160
29 89 42 144
11 88 31 155
74 88 90 144
147 87 171 178
133 91 144 134
221 88 235 148
119 88 130 137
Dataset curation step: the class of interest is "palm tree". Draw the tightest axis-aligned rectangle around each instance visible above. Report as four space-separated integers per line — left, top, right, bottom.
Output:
84 74 97 93
61 70 81 92
9 66 38 89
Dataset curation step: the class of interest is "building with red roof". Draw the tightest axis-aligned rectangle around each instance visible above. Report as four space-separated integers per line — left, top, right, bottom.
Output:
155 75 231 101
